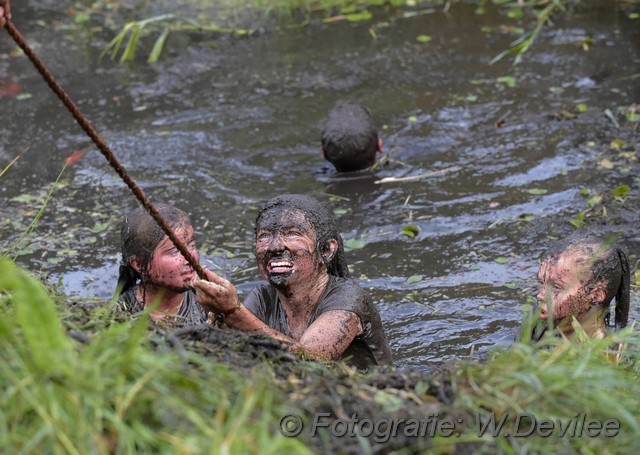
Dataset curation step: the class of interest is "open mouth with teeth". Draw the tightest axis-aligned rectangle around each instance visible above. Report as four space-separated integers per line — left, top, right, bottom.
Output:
267 259 294 274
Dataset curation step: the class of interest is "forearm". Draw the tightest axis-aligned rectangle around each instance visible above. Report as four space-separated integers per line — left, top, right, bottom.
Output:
222 304 291 340
222 305 327 360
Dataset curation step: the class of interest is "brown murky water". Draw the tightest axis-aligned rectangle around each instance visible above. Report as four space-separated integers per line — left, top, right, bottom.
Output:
1 1 639 370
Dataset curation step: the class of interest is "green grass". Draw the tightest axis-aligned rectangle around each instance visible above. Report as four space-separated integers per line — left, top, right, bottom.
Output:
0 258 311 454
453 319 640 454
1 258 639 454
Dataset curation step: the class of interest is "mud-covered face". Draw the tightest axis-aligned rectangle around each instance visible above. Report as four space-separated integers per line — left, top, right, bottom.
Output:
145 225 199 293
536 251 593 323
255 209 325 288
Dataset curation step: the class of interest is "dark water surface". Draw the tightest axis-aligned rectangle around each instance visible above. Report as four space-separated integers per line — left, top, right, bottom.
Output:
1 1 639 369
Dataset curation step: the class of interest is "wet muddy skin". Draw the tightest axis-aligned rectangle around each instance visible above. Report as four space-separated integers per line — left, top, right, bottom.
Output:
1 1 639 370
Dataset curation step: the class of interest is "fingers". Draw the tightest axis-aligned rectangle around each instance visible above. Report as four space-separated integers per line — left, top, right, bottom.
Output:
0 1 11 26
193 276 221 298
200 268 229 286
194 271 238 315
193 270 236 299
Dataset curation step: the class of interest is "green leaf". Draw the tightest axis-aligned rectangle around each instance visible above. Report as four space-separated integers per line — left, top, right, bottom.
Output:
570 212 585 228
400 225 420 238
497 76 516 88
507 8 523 19
408 115 418 123
0 258 71 374
626 110 640 123
527 188 547 195
586 194 602 208
610 139 625 150
90 221 111 233
11 194 36 203
16 93 33 100
406 275 424 284
612 185 630 198
416 35 432 43
346 10 372 22
577 103 587 113
495 257 510 264
604 108 620 128
599 159 614 169
74 11 91 24
148 28 170 63
344 238 366 250
121 25 142 62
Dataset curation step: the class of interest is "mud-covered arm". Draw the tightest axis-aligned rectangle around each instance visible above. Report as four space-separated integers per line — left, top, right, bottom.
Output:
0 0 12 28
194 269 362 360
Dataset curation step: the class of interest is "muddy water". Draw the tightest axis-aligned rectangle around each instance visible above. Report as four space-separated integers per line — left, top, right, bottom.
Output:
1 2 639 369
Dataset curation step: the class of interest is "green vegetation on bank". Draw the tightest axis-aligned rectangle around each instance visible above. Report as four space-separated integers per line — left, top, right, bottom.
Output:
0 258 310 454
2 257 639 453
83 0 639 63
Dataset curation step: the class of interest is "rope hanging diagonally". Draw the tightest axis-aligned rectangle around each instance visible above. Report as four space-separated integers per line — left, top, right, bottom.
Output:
3 19 207 280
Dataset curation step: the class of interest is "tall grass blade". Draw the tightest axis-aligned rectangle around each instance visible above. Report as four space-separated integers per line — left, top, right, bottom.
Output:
148 28 170 63
0 147 28 179
0 258 71 373
3 164 68 260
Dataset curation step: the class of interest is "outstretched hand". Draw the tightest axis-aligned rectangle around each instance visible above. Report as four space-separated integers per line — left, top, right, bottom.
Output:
0 0 12 28
194 269 239 314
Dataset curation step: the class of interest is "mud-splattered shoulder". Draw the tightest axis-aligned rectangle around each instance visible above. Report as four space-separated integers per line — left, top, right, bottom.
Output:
115 286 144 315
316 276 373 325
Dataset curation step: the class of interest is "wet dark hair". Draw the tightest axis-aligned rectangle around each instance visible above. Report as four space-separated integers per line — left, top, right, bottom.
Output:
541 233 630 330
116 204 192 296
255 194 350 278
321 101 379 173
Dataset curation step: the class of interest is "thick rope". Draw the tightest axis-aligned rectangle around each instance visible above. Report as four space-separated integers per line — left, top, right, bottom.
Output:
3 19 206 280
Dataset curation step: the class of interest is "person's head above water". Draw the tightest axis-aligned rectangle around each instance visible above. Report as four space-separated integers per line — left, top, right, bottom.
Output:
254 194 349 286
321 101 382 173
536 233 630 336
117 203 198 297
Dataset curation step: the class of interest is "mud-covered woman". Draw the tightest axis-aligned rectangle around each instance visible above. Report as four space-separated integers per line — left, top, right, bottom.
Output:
194 194 393 370
531 233 630 342
115 204 210 324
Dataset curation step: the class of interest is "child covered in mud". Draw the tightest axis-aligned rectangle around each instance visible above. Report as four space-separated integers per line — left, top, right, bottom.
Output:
530 233 630 342
115 204 210 324
194 194 393 370
321 100 383 173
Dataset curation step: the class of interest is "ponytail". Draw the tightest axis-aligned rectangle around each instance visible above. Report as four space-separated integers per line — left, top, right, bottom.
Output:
614 246 630 330
115 261 139 298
